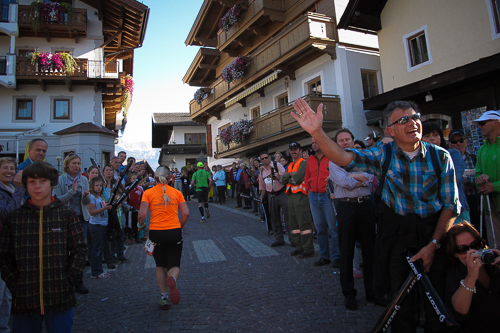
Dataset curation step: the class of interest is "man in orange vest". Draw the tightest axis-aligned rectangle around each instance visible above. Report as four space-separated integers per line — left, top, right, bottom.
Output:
280 142 314 258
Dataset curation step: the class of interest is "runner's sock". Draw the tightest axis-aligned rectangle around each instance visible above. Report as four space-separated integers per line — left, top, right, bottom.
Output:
204 203 209 208
199 206 204 217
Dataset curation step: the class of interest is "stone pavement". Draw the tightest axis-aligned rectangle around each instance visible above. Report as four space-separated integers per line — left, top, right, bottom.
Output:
72 199 386 332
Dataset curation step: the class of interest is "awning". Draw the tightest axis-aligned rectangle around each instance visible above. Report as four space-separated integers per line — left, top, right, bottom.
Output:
225 70 281 108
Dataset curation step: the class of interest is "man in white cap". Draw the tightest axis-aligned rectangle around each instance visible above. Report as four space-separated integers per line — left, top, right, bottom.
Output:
364 131 380 147
474 110 500 247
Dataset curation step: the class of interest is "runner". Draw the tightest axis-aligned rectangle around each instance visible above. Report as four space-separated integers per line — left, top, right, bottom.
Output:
138 166 189 310
191 162 212 222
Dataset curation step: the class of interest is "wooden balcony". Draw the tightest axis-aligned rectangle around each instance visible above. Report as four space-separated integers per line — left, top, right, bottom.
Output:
16 57 88 80
215 94 342 158
190 12 336 120
18 5 87 42
217 0 285 54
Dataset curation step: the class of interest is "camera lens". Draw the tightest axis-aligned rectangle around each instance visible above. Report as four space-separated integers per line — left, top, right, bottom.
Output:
479 250 499 264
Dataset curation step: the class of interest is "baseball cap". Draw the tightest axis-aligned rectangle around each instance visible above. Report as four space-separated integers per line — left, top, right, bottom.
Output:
448 128 465 140
289 142 301 149
472 111 500 123
364 131 380 142
197 162 203 167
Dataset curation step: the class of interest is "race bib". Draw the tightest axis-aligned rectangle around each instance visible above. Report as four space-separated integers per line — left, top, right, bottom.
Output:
264 177 273 185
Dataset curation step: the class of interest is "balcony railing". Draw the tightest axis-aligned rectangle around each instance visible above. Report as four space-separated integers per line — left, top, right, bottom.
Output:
215 94 341 156
191 12 336 117
18 5 87 39
16 58 120 80
217 0 285 51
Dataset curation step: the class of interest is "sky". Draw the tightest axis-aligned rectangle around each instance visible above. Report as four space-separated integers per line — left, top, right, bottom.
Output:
118 0 203 152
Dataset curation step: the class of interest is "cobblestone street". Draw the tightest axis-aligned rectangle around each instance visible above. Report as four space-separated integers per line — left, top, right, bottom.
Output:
73 200 385 332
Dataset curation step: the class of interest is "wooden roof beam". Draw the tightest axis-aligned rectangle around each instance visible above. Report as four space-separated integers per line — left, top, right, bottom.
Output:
101 29 122 48
117 6 125 49
193 37 217 48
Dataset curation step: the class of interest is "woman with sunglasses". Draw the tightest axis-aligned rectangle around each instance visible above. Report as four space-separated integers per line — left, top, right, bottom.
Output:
422 122 469 224
443 222 500 332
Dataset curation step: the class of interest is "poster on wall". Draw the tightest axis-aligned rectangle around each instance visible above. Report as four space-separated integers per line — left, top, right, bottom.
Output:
460 106 487 155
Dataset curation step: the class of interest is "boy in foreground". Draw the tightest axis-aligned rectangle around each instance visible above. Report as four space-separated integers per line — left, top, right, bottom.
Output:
0 162 87 333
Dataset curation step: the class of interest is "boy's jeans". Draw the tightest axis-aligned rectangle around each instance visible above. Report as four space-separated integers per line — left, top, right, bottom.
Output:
0 276 11 333
12 307 73 333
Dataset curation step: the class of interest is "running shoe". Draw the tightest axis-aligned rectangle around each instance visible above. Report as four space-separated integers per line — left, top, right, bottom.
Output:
205 208 210 218
166 276 180 305
200 217 206 223
158 297 171 310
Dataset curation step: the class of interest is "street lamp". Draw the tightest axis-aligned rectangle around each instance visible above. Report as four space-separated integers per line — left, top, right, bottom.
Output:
56 155 62 174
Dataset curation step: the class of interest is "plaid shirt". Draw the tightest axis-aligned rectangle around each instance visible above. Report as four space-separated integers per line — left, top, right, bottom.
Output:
346 141 461 218
0 198 87 316
463 151 479 196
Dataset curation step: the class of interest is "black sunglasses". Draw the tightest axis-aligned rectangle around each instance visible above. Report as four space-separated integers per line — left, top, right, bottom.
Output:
477 120 492 126
455 240 482 254
388 113 421 127
450 138 466 144
261 156 269 160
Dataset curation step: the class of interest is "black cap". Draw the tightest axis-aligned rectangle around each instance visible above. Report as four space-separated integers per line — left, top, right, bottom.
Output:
449 128 465 139
289 142 301 149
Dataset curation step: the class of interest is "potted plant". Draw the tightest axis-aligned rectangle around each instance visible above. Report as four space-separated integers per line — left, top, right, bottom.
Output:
194 88 206 105
232 119 252 144
29 49 77 76
219 125 233 146
221 55 249 83
122 75 134 113
29 1 75 34
218 0 247 32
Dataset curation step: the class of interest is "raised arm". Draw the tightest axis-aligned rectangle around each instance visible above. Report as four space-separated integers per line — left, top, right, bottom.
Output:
292 98 354 167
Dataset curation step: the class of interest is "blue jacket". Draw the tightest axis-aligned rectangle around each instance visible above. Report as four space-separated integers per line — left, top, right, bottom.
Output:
0 184 25 232
213 170 226 187
16 158 33 172
235 169 242 181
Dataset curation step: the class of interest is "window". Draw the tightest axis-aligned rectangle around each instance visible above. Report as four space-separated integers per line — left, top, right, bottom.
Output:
251 106 261 119
403 25 432 72
54 99 70 119
0 0 16 22
18 49 33 58
184 133 206 144
493 0 500 33
307 77 322 95
360 70 378 99
487 0 500 39
55 49 72 55
102 152 110 167
276 92 289 107
408 32 429 67
0 56 5 75
16 99 33 119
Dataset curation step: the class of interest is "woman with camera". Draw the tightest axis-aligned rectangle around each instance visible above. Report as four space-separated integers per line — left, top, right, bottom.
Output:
443 222 500 332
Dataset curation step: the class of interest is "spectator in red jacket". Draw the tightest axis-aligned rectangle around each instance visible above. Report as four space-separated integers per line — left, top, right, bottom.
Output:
304 138 340 268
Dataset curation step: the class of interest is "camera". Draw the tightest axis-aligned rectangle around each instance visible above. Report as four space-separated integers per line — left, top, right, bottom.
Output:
270 156 279 175
476 249 499 264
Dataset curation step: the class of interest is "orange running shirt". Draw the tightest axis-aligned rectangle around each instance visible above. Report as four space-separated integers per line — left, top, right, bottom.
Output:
141 184 186 230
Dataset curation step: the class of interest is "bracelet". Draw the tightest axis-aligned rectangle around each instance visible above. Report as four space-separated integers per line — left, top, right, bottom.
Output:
460 279 476 293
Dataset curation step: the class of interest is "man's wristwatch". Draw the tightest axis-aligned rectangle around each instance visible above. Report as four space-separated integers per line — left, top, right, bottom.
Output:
431 239 440 249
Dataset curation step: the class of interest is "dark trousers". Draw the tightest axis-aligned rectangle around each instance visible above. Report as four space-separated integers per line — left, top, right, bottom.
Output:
375 204 448 333
269 191 288 242
131 210 139 240
231 181 238 198
217 185 226 204
182 183 190 201
242 187 251 207
466 193 480 231
336 200 376 298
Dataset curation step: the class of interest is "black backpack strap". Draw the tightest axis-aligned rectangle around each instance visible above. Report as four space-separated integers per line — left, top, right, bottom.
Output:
427 144 442 202
375 143 393 199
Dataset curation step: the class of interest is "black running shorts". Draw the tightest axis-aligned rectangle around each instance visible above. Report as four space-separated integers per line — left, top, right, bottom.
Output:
149 228 183 269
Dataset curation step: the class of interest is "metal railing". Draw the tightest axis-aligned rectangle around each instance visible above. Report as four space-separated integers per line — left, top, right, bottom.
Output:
87 60 120 79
